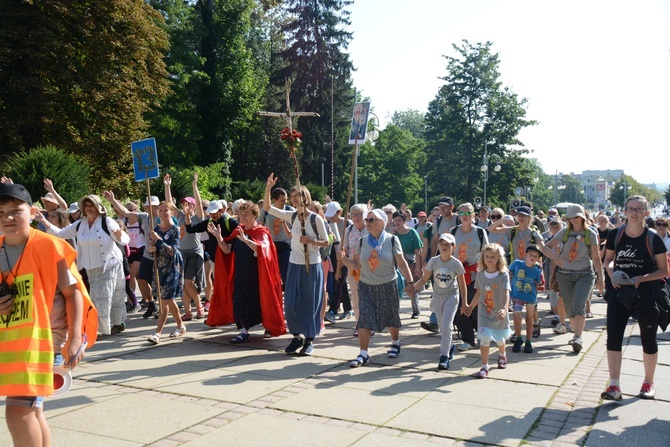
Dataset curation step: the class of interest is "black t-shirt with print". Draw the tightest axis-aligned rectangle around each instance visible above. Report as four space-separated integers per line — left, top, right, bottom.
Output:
605 228 667 277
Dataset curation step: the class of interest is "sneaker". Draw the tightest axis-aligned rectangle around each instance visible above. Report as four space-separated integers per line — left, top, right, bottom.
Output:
420 322 439 333
458 342 471 351
601 385 622 401
263 330 272 338
497 355 507 369
387 343 401 358
411 311 420 319
169 326 186 338
143 302 156 319
132 304 142 313
550 316 559 327
147 333 161 344
586 311 594 318
299 341 313 356
553 323 567 334
195 308 205 319
325 310 336 324
353 330 358 338
571 336 583 353
532 322 541 338
510 333 517 343
524 340 533 353
339 310 354 320
110 323 125 335
284 336 304 354
438 355 450 370
638 381 656 400
229 332 250 344
476 367 489 378
181 313 193 322
512 337 523 353
350 353 370 367
448 343 456 360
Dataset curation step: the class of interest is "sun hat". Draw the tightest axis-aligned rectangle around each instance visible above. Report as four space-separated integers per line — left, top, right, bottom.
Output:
565 204 586 220
78 194 106 215
40 192 59 206
67 202 79 214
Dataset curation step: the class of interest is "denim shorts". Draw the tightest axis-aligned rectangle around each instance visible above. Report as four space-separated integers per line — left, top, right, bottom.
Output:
5 354 63 409
513 298 536 313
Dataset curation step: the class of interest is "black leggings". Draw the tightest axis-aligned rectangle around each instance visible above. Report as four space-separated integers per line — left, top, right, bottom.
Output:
455 284 478 346
605 282 660 354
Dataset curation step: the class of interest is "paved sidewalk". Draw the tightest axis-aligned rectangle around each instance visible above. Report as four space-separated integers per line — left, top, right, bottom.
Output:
1 291 668 447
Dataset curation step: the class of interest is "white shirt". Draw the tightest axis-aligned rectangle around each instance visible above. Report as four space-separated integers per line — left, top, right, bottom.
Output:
268 207 327 265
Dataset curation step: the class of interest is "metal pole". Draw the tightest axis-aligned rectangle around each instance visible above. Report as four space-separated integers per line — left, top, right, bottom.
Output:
424 175 428 212
482 142 488 205
321 163 324 187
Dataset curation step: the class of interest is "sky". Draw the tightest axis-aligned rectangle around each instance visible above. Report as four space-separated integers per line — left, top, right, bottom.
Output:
346 0 670 185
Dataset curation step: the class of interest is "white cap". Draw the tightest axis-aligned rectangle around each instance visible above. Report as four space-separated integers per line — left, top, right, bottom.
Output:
324 201 342 218
439 233 456 244
232 198 245 214
144 196 159 207
206 201 224 214
67 202 79 214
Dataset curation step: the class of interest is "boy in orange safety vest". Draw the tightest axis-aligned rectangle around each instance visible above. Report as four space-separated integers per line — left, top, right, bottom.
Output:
0 182 94 447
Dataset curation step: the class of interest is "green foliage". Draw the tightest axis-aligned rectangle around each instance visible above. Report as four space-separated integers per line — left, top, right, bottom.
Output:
390 109 426 139
424 41 536 206
609 175 660 208
1 145 91 204
0 0 170 193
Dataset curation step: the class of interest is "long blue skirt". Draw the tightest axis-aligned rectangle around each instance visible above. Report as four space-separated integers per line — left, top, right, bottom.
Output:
284 262 324 338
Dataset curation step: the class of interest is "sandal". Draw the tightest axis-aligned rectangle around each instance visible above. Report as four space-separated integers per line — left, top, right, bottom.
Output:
230 332 250 344
148 333 161 345
497 355 507 369
387 343 401 358
476 367 489 378
350 354 370 368
532 323 541 338
169 326 186 338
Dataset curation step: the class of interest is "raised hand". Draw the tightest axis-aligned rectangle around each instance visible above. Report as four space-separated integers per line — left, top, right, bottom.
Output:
102 190 115 201
44 178 55 192
164 173 172 186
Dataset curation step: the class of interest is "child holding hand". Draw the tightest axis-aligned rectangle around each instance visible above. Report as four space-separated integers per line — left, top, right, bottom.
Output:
509 245 543 354
462 243 511 378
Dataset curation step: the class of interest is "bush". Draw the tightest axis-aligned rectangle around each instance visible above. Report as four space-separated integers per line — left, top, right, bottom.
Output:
1 145 92 204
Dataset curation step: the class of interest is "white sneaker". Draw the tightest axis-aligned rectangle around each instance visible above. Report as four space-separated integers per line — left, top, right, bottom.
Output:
553 323 567 334
458 342 472 351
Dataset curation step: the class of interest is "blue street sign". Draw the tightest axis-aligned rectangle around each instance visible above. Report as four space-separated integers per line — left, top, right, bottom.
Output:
131 138 159 182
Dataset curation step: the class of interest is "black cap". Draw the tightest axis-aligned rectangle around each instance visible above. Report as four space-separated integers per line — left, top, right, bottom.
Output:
0 183 33 205
438 196 454 206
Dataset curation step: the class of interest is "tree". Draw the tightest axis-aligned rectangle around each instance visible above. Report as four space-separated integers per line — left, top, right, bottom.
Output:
609 175 660 208
357 125 426 208
390 109 426 139
0 0 170 192
272 0 355 195
424 41 536 205
1 145 91 204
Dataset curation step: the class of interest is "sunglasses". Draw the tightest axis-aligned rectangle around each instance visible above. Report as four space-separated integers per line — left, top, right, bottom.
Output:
490 215 502 220
458 211 474 216
364 218 376 223
656 222 668 227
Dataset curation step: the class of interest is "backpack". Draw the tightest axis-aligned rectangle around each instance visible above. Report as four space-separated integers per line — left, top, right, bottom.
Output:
76 215 111 237
561 226 592 249
450 225 486 250
292 212 331 261
435 214 461 234
124 216 144 235
509 225 538 262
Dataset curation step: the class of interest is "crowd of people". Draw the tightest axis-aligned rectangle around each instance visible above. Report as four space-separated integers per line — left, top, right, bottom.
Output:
2 173 670 446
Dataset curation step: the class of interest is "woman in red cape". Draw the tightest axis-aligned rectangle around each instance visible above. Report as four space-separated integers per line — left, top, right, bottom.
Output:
207 201 286 341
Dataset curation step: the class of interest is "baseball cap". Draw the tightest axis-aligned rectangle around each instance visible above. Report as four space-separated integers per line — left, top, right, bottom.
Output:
180 196 196 205
438 196 454 206
206 200 224 214
439 233 456 244
324 201 342 218
612 271 635 286
0 183 33 205
516 206 532 216
68 202 80 214
417 211 427 217
144 196 159 207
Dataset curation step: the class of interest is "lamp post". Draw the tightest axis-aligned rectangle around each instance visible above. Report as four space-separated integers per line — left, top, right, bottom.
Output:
319 156 326 187
481 142 501 206
354 112 380 204
620 179 632 205
424 175 428 212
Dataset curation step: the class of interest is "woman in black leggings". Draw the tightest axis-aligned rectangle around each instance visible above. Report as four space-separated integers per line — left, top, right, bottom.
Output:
601 195 667 401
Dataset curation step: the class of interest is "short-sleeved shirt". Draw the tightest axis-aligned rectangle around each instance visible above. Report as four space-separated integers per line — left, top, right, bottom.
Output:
396 228 423 263
506 226 543 262
475 271 511 330
138 212 158 260
425 255 465 299
267 207 328 265
605 227 667 278
343 225 367 259
555 227 598 271
356 233 403 285
260 205 294 244
435 214 459 236
452 226 488 266
488 231 509 254
509 259 542 303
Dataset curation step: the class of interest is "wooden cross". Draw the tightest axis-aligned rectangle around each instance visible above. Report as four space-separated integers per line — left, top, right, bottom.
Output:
257 79 320 272
257 79 320 133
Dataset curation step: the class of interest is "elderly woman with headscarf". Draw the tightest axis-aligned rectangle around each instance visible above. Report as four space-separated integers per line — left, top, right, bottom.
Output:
36 194 129 335
337 209 415 367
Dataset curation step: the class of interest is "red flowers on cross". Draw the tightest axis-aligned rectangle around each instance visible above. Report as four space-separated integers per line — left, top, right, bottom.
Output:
280 128 302 157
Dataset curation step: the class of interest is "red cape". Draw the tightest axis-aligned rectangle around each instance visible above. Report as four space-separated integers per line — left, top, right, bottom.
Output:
207 225 286 336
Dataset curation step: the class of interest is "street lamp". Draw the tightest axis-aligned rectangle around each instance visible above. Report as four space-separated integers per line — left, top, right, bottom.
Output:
620 179 632 204
424 175 428 212
319 156 326 187
481 142 501 206
354 112 380 204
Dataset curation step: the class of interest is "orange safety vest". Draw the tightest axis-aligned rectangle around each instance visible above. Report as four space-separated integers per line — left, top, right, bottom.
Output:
0 229 98 396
